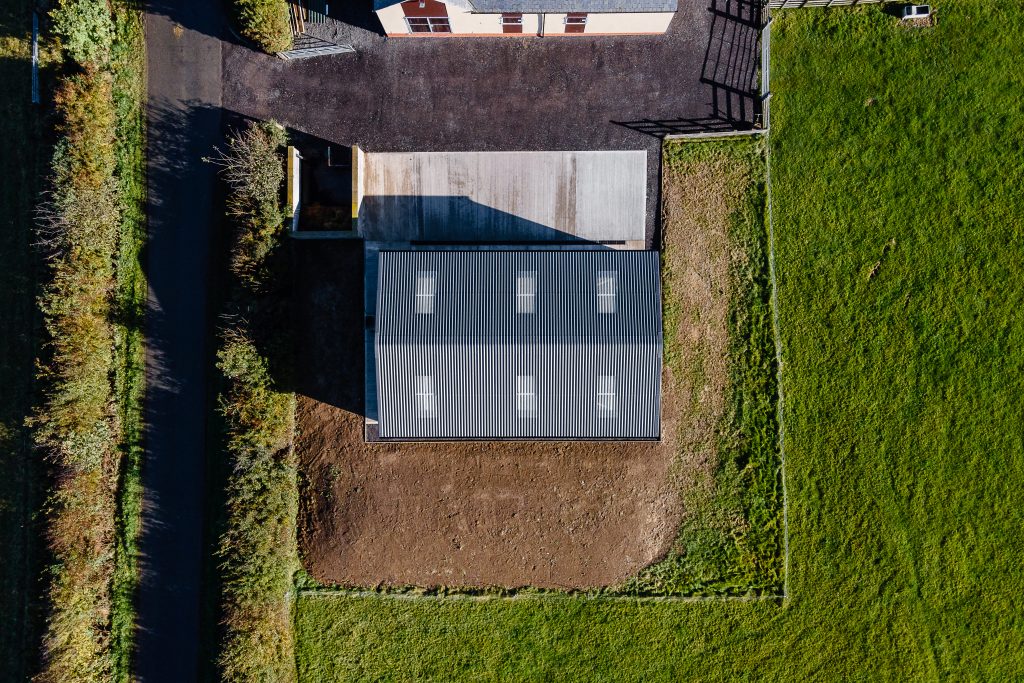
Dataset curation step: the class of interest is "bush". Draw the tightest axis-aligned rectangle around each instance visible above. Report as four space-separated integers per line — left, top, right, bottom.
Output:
50 0 115 67
208 121 287 291
234 0 292 53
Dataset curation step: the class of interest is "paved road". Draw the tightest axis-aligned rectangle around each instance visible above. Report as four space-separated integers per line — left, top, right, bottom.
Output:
137 2 223 681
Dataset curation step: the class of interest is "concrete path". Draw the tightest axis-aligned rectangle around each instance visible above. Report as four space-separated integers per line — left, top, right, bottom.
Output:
137 2 223 681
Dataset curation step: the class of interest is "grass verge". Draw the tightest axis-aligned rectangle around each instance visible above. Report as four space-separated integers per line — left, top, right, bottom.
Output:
625 137 781 596
294 4 1024 679
108 3 146 681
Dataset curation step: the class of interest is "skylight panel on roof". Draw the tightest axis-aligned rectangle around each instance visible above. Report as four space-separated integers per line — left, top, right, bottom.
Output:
516 374 536 417
597 374 616 416
597 270 617 314
516 270 537 314
415 375 435 417
415 271 436 314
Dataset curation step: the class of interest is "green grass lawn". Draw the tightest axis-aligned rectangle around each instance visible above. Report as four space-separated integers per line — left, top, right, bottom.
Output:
295 3 1024 679
109 4 147 681
0 3 45 679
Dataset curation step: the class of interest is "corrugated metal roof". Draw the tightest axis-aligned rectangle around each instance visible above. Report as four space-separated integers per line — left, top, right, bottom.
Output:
374 250 662 440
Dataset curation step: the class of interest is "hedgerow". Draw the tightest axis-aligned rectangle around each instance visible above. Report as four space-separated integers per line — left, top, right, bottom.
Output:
33 65 120 683
212 121 299 683
31 2 146 681
233 0 292 54
216 331 297 683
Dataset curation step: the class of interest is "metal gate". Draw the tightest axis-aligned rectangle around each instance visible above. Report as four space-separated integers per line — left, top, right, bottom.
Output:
278 37 355 60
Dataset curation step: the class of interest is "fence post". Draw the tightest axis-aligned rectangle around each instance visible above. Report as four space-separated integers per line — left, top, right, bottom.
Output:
31 12 39 104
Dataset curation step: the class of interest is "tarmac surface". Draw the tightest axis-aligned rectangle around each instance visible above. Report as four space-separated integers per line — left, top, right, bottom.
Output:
136 1 223 681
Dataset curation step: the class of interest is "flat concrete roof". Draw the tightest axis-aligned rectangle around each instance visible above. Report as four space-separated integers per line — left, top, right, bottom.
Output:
355 150 647 245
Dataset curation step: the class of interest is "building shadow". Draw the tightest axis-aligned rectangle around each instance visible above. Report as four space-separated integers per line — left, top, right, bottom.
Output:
300 0 386 47
614 0 763 138
144 0 246 47
357 195 632 244
136 93 227 683
322 0 384 35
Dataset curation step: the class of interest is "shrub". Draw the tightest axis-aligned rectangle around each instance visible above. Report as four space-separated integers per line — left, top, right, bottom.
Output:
234 0 292 54
50 0 115 67
208 121 287 291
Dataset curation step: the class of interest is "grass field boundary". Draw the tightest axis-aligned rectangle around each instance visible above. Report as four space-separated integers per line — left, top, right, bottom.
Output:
297 588 785 604
294 136 787 606
664 128 766 140
764 123 790 602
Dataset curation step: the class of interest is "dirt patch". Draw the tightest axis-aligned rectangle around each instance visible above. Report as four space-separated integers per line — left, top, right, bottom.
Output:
293 241 682 589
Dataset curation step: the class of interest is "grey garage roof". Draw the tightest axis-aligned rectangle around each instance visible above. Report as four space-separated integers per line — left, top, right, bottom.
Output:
374 250 663 440
375 0 678 13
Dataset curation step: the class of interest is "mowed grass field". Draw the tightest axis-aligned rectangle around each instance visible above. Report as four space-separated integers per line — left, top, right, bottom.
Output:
294 3 1024 680
0 2 43 679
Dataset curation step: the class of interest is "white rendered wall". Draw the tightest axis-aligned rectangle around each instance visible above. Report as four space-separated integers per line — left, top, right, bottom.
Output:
376 4 673 36
541 12 673 34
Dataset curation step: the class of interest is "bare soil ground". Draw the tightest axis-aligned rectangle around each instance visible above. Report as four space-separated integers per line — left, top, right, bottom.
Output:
293 241 684 589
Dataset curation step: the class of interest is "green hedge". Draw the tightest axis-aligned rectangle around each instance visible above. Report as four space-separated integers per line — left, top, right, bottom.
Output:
33 64 121 683
212 121 298 683
234 0 292 53
32 2 147 681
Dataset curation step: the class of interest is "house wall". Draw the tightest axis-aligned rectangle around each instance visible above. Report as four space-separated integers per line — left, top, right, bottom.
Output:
375 3 674 36
547 11 674 35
